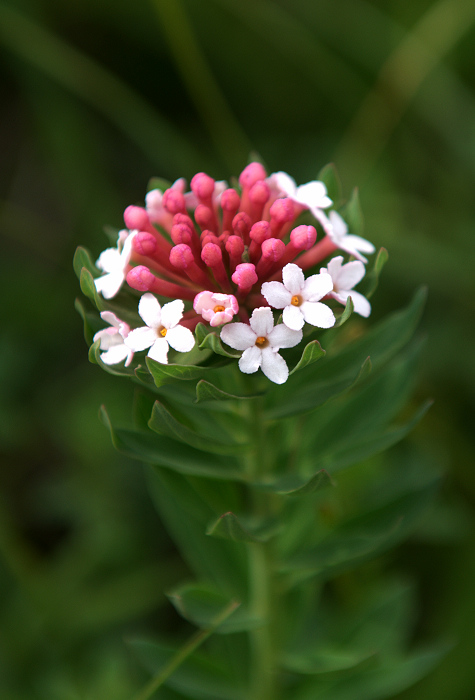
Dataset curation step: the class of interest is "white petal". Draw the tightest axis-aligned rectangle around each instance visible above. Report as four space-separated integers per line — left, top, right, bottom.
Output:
221 322 256 350
311 207 332 233
344 234 375 254
261 281 292 309
302 272 333 301
99 310 121 328
94 328 120 350
138 293 162 328
268 323 303 349
325 256 344 281
125 326 157 351
271 171 297 197
300 301 336 328
96 247 121 273
295 181 332 209
94 271 124 299
161 299 185 329
335 260 366 290
282 264 304 295
249 307 274 337
100 344 132 366
166 325 195 353
336 290 371 318
193 290 215 313
148 337 170 364
119 231 136 264
329 211 348 241
260 348 289 384
283 304 305 331
239 346 262 374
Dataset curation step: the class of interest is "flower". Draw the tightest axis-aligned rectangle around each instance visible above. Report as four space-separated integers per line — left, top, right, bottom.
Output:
93 311 134 366
261 263 335 331
326 211 375 263
125 293 195 364
193 291 239 327
321 256 371 318
220 307 302 384
94 230 136 299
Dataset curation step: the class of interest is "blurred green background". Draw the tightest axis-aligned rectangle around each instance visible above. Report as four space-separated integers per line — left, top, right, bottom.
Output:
1 0 474 697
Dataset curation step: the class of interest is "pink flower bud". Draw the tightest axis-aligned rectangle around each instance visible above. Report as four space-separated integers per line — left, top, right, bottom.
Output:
290 224 317 250
201 242 223 267
249 180 270 205
269 198 295 224
171 223 193 246
163 188 186 214
169 244 195 269
232 263 258 294
232 212 252 241
195 204 216 233
249 221 271 244
239 162 267 189
261 238 285 262
132 232 157 257
221 188 241 212
191 172 215 201
124 205 150 231
126 265 155 291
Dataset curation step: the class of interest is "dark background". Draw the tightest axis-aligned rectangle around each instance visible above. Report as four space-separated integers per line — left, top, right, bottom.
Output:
1 1 474 697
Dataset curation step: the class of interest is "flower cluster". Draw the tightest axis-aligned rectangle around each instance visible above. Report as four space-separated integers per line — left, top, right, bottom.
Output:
92 163 375 383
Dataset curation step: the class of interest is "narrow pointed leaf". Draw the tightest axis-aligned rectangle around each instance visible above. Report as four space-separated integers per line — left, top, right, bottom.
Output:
334 295 354 328
101 407 245 480
146 357 212 388
365 247 389 299
196 324 241 358
167 583 262 634
73 245 98 279
207 512 262 543
317 162 342 205
343 186 364 235
80 267 105 310
290 340 326 375
195 379 261 403
149 401 249 455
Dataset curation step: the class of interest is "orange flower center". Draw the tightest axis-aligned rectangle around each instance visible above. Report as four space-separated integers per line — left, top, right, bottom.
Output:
255 336 268 347
159 327 168 337
213 305 225 313
291 295 302 306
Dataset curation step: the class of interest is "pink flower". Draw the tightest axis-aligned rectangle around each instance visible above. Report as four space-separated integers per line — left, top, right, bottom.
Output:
261 263 335 331
220 307 302 384
125 294 195 364
193 291 239 327
321 256 371 317
93 311 134 366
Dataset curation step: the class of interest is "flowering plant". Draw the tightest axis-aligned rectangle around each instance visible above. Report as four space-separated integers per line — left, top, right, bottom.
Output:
75 162 441 700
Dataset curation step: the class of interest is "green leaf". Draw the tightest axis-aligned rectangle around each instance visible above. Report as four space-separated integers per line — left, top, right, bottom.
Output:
317 162 342 206
266 355 372 420
333 295 354 328
101 407 245 481
207 512 263 543
147 176 172 193
146 357 211 388
196 323 241 358
129 638 246 700
167 583 262 634
365 247 389 299
73 245 98 280
270 470 334 497
290 340 326 375
74 297 97 345
282 646 374 675
148 400 249 455
80 266 105 310
342 186 364 235
89 338 137 378
195 379 261 403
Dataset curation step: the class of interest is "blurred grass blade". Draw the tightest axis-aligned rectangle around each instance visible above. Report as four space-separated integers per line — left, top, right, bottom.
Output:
334 0 475 182
0 2 205 175
150 0 252 171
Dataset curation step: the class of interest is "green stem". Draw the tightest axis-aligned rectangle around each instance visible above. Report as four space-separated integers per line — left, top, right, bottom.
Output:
132 599 241 700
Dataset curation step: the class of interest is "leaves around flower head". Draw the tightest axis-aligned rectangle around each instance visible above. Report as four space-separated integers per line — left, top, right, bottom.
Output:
206 512 264 543
289 340 326 375
167 583 261 634
364 247 389 299
266 288 426 419
195 323 241 358
342 186 364 235
146 356 213 388
257 469 334 497
194 379 262 403
317 162 342 206
100 406 245 481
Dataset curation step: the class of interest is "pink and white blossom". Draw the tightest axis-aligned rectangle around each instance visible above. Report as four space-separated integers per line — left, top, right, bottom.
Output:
220 307 302 384
261 263 336 332
94 230 136 299
93 311 134 366
193 291 239 327
267 171 332 228
321 256 371 318
125 293 194 364
326 211 375 263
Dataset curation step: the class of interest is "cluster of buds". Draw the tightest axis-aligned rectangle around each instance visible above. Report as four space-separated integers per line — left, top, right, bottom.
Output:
92 163 375 384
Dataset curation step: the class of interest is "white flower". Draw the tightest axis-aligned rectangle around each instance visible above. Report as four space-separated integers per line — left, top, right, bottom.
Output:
326 211 375 263
94 230 136 299
267 171 332 228
125 293 195 364
321 256 371 318
220 307 302 384
93 311 134 366
261 263 336 332
193 291 239 327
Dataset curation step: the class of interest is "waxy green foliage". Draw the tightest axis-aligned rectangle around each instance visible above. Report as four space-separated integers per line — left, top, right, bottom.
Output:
75 242 439 700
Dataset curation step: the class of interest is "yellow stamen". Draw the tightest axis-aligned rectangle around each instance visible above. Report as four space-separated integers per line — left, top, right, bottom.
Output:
291 295 301 306
160 327 168 337
213 305 225 313
255 336 267 347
